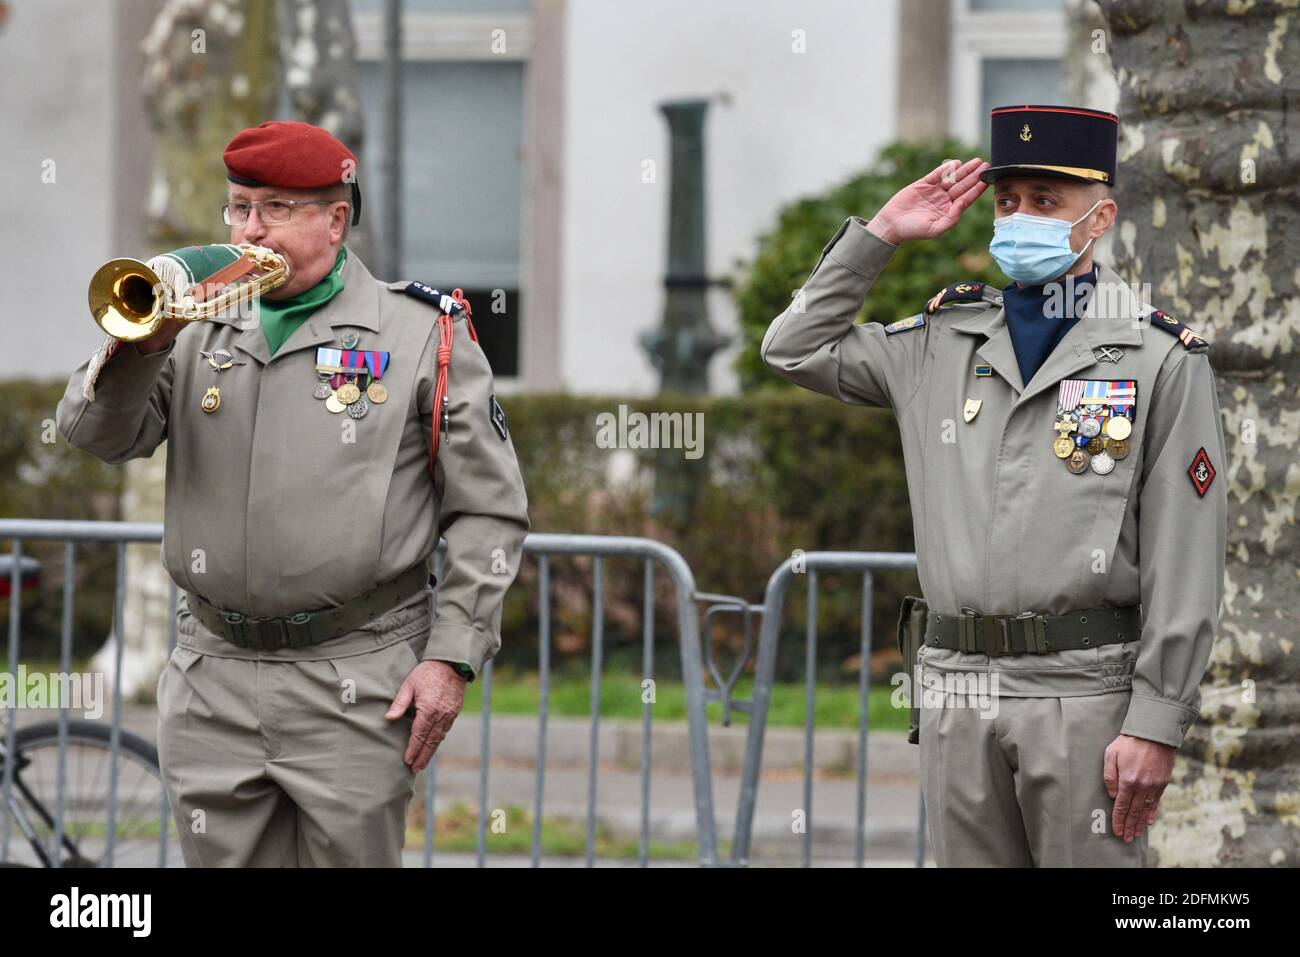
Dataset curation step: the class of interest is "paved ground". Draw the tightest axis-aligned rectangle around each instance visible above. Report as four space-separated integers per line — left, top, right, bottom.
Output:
8 705 931 867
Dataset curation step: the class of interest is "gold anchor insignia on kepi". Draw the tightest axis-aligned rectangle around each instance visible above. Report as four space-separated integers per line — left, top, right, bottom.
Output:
200 386 221 413
963 398 982 423
1020 124 1032 142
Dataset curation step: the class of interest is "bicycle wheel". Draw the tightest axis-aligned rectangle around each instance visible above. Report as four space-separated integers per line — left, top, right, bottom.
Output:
1 719 179 867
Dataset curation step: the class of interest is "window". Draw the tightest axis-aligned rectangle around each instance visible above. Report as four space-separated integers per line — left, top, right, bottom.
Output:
350 1 529 377
980 59 1065 139
949 0 1067 146
970 0 1059 10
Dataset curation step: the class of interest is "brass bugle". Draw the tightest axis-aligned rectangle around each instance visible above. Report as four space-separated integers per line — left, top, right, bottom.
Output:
88 244 291 342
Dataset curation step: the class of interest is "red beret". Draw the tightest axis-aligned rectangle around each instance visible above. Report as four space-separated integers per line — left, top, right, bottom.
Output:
223 120 361 225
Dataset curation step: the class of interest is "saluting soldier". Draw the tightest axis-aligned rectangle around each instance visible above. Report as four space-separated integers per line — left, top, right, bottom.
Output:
762 105 1227 867
56 120 530 867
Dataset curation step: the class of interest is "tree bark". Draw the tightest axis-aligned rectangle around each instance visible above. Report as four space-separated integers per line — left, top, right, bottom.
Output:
277 0 375 266
1095 0 1300 867
142 0 279 247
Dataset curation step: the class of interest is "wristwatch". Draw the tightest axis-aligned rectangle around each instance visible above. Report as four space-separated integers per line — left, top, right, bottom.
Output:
449 661 473 680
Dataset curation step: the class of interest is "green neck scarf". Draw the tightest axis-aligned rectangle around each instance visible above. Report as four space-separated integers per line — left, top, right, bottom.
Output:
260 247 347 356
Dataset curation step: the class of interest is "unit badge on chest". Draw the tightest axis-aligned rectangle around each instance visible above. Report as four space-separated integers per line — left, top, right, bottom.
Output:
200 349 246 371
1053 379 1137 475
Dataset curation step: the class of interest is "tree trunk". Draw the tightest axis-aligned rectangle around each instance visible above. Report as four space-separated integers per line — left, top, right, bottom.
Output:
1095 0 1300 867
142 0 280 247
276 0 375 266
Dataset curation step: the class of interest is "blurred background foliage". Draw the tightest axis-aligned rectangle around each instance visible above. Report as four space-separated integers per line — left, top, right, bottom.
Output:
0 381 124 661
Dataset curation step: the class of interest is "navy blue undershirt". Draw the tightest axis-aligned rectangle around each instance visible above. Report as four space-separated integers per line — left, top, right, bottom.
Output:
1002 265 1097 385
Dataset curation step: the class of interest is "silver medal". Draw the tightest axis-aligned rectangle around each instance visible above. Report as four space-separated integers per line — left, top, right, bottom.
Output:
346 397 369 419
1090 450 1115 475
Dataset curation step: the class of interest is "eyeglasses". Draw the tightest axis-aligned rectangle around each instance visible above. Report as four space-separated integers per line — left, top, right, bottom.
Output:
222 199 341 226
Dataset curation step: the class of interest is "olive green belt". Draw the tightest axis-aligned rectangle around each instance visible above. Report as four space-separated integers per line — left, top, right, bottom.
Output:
924 605 1141 657
185 564 431 650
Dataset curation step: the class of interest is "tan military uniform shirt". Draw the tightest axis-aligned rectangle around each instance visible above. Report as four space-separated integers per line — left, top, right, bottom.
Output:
56 247 529 678
762 217 1228 748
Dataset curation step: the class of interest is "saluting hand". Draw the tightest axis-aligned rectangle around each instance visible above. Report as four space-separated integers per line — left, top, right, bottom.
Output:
866 157 991 245
386 660 467 772
1104 733 1176 844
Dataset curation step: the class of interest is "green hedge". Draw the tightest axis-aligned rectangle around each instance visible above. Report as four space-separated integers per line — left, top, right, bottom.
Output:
487 391 920 683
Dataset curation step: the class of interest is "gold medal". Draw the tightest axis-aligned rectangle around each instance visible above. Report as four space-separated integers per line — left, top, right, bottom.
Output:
1086 435 1105 455
366 382 388 404
336 383 361 405
1066 449 1089 474
1107 437 1130 460
200 387 221 413
1053 436 1074 458
325 394 346 413
1105 415 1132 440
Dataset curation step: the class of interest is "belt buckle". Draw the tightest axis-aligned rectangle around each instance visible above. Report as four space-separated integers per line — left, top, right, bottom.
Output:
995 616 1013 656
246 616 284 651
980 615 1010 657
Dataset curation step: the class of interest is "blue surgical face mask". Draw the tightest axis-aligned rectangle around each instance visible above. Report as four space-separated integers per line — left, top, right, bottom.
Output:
989 199 1104 286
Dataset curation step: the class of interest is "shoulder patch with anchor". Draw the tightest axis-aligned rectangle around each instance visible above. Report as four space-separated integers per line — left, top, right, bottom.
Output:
883 314 926 335
396 280 467 316
925 281 1002 315
489 393 508 440
1148 309 1209 352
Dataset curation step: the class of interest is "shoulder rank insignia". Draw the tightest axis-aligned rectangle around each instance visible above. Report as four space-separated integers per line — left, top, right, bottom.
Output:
925 281 999 315
883 314 925 336
401 281 467 316
1148 309 1208 351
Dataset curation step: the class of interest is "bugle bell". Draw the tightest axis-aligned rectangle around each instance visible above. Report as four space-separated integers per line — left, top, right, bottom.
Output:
87 244 291 342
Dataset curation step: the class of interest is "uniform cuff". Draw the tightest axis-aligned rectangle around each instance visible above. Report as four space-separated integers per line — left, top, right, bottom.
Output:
422 620 495 681
1120 693 1198 749
823 216 899 280
81 335 171 402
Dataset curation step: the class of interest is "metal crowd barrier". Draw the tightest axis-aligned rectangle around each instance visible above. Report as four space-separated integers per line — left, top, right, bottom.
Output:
0 520 718 868
727 551 928 868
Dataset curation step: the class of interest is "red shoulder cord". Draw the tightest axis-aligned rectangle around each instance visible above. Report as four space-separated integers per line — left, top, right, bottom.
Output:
428 289 479 477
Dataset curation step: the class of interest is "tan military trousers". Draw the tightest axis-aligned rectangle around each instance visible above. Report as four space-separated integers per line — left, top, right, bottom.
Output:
919 689 1149 867
156 587 431 867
